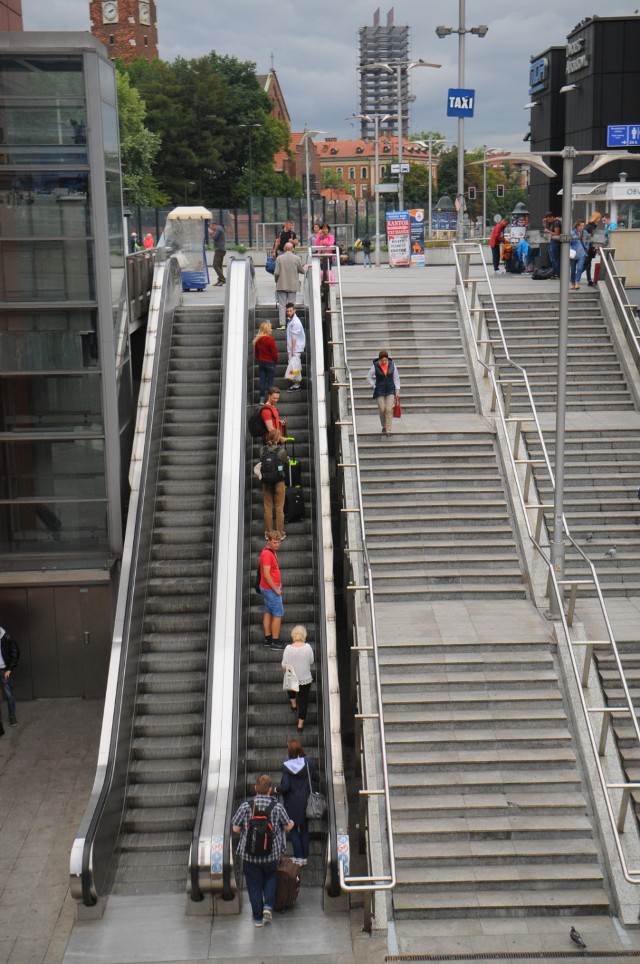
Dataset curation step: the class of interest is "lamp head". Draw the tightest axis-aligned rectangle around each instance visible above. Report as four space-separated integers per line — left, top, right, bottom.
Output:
472 24 489 37
435 25 452 38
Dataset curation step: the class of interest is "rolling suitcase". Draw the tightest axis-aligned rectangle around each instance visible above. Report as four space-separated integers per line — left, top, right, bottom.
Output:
284 437 303 488
284 486 305 523
274 856 301 912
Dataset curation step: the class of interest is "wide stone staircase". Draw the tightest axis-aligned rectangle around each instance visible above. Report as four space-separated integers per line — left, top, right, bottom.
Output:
340 291 611 921
243 307 326 885
482 290 635 411
109 305 222 895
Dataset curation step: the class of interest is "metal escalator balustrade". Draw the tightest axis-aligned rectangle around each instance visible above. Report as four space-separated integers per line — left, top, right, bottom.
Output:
599 246 640 369
453 240 640 886
315 246 396 899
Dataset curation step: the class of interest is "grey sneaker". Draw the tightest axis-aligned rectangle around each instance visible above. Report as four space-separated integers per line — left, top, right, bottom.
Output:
9 715 16 726
262 907 273 923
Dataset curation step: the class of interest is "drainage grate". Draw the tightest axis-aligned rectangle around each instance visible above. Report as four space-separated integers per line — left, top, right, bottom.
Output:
385 952 640 962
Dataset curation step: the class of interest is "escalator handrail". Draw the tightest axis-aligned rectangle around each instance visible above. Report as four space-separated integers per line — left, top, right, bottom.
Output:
70 256 183 904
304 258 342 896
188 257 255 900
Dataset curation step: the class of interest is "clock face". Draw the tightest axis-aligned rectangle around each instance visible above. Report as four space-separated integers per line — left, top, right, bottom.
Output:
139 1 150 25
103 2 118 23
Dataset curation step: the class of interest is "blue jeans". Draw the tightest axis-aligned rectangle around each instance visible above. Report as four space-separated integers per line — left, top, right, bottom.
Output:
258 362 276 400
243 860 278 922
1 673 16 719
289 821 310 860
571 254 586 284
548 241 560 277
363 250 372 267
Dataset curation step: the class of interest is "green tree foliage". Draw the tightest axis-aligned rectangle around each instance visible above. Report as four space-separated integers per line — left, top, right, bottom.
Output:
435 147 529 226
322 169 350 195
116 69 167 206
123 53 298 206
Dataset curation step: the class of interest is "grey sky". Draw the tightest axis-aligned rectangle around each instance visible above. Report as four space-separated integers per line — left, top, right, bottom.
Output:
21 2 636 151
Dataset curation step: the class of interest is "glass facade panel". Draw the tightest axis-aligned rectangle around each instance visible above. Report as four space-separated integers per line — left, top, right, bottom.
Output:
0 240 95 302
0 103 87 162
617 202 640 230
0 499 108 551
0 172 91 237
0 57 85 97
0 438 106 499
0 374 103 432
0 309 98 371
101 102 119 170
99 57 116 104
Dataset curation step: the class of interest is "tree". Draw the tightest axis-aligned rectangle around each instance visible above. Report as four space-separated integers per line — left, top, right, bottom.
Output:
322 169 349 196
123 53 296 206
115 68 167 206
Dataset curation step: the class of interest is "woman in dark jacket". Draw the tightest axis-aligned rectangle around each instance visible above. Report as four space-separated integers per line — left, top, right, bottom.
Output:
275 738 319 865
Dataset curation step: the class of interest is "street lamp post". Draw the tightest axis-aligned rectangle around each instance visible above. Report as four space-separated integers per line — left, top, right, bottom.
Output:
239 123 260 248
436 3 488 241
352 112 390 266
359 60 440 213
300 124 327 242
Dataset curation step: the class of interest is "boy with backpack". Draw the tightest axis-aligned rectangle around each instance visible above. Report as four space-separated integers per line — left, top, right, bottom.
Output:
232 773 293 927
261 430 290 541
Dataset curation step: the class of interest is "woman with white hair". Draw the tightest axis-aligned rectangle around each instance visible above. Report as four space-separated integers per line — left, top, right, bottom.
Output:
281 625 314 733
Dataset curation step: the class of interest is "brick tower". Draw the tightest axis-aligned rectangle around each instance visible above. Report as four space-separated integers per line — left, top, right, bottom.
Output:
89 0 158 62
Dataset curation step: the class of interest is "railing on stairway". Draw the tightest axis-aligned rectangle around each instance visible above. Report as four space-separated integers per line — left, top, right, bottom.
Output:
453 241 640 886
599 247 640 369
311 244 397 911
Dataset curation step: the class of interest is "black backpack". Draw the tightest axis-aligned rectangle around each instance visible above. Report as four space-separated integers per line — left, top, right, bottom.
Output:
245 798 276 857
260 447 282 486
248 405 268 438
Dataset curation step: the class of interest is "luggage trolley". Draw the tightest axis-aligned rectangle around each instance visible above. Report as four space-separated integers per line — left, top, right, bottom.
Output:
164 205 211 291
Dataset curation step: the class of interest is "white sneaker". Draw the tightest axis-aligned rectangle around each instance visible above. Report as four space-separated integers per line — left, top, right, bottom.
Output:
262 907 273 923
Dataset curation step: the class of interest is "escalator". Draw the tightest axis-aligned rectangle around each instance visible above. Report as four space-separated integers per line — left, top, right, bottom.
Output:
71 258 225 904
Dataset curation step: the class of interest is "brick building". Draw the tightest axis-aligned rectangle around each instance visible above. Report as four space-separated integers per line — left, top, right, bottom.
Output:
0 0 21 31
317 135 435 201
89 0 158 62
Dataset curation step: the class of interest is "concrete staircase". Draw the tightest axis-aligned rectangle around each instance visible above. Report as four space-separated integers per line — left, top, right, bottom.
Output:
357 434 527 600
343 294 476 414
110 305 222 895
339 291 611 922
482 290 635 412
244 307 326 885
525 429 640 595
381 630 609 920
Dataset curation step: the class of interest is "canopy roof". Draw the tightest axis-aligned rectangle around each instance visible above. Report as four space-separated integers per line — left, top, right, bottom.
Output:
166 206 212 220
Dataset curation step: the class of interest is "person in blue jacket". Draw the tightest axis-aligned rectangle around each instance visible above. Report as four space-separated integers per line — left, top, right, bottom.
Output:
276 739 319 866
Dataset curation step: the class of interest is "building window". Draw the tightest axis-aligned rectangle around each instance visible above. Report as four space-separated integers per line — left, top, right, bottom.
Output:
361 185 368 198
109 34 115 44
336 167 343 177
348 167 355 180
144 36 148 46
361 166 368 179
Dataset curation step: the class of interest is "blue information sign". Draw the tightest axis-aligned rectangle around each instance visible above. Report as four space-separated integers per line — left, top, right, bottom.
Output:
447 88 475 117
607 124 640 147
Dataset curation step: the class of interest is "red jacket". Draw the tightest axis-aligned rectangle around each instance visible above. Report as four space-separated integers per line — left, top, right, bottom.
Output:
489 222 507 248
254 335 278 364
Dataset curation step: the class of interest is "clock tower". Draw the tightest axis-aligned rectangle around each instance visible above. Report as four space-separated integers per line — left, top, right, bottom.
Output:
89 0 158 62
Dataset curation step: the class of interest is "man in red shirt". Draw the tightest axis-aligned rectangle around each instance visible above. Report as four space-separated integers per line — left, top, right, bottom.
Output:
260 387 287 444
260 532 284 649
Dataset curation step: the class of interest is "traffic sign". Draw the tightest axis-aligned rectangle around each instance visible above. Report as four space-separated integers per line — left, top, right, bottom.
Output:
607 124 640 147
375 184 398 193
390 162 410 173
447 89 475 117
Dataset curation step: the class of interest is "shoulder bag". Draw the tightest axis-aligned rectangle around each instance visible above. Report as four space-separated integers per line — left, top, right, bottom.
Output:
305 763 327 819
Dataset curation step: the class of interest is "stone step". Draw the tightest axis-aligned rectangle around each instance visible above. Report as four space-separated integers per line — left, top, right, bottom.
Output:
394 863 604 892
393 836 599 866
390 791 587 820
392 886 609 919
387 768 581 795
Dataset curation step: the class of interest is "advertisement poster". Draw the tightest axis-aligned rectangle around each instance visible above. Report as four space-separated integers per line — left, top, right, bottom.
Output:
385 211 411 267
409 209 425 267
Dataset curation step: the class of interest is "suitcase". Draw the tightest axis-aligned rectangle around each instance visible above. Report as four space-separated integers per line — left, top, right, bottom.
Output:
284 486 305 523
274 856 301 912
284 437 303 488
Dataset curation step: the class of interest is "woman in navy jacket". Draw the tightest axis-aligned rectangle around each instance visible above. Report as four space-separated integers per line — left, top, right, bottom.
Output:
276 739 319 865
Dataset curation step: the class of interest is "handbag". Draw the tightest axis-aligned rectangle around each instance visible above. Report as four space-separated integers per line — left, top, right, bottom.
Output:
265 254 276 274
283 663 299 692
305 764 326 819
393 396 402 419
569 248 577 260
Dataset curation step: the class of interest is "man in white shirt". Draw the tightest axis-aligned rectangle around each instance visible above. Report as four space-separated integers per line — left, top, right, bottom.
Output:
285 303 306 393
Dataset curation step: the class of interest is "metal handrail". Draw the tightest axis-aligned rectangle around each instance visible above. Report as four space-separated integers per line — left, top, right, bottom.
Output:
599 247 640 368
313 244 396 893
453 241 640 884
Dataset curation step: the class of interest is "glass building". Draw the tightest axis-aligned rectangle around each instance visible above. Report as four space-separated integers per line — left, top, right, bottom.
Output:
0 33 133 699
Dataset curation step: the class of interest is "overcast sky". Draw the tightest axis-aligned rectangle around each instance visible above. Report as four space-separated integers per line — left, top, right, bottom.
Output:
22 1 636 151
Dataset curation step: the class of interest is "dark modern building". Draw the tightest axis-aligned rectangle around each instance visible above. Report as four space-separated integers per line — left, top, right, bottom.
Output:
358 7 409 141
0 33 133 700
528 14 640 228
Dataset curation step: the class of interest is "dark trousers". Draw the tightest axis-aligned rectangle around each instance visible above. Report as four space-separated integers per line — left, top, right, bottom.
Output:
1 673 15 720
213 249 226 283
287 681 311 722
491 245 501 271
243 859 278 922
258 361 276 400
